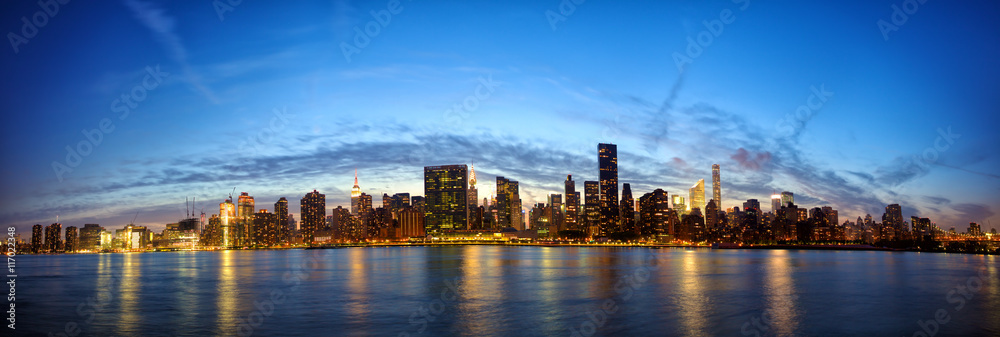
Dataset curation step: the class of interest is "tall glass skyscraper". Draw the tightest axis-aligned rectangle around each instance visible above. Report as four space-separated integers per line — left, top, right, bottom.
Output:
712 164 721 207
688 179 705 212
598 143 619 236
424 165 469 232
564 175 579 231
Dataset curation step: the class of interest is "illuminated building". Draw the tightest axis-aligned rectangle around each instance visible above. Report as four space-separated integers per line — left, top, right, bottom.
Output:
468 162 478 218
781 191 794 208
705 199 719 230
351 169 362 215
424 165 469 232
968 223 983 236
883 204 904 241
712 164 721 208
44 223 62 252
238 192 255 246
219 198 237 248
584 181 600 236
31 224 43 253
620 183 635 234
495 176 523 230
688 179 705 212
548 194 563 234
79 224 104 251
275 197 289 241
598 143 619 236
672 195 686 214
64 226 78 252
253 209 279 246
398 207 426 238
564 175 579 231
638 189 670 236
300 190 326 243
771 194 782 213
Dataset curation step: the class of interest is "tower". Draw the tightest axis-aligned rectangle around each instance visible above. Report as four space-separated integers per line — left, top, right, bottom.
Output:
712 164 721 208
688 179 705 212
467 161 479 223
351 169 362 215
301 190 326 243
598 143 619 236
424 165 469 232
564 175 579 231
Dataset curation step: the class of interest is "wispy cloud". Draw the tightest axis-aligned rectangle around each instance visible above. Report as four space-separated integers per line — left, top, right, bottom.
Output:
123 0 219 103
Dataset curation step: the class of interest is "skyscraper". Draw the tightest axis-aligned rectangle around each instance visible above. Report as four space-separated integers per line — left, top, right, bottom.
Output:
688 179 705 212
638 189 670 236
219 198 237 248
31 224 43 253
584 180 600 236
300 190 326 243
712 164 721 208
351 169 362 215
44 223 62 252
780 191 794 208
275 197 289 241
564 175 579 231
598 143 619 236
884 204 904 241
620 183 636 234
771 194 782 213
424 165 469 232
495 176 523 230
64 226 78 253
468 162 478 217
237 192 254 246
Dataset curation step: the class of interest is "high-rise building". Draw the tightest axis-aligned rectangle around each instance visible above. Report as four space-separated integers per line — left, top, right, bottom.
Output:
300 190 326 243
672 195 686 214
688 179 705 212
620 183 636 234
237 192 255 246
883 204 904 241
79 224 104 251
598 143 619 236
468 162 479 218
771 194 782 213
584 180 600 236
351 169 362 215
712 164 721 208
495 176 523 230
219 198 237 248
564 175 579 231
780 191 794 208
253 209 279 246
548 194 563 233
359 193 373 213
275 197 289 241
424 165 469 232
64 226 78 253
638 189 670 236
31 224 43 253
705 199 719 230
44 223 62 252
398 207 426 238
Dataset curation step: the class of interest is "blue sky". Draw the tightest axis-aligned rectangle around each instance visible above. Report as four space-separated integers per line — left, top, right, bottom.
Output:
2 0 999 234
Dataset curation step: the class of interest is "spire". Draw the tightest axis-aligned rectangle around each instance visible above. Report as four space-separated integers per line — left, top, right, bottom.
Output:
351 169 362 198
469 161 477 186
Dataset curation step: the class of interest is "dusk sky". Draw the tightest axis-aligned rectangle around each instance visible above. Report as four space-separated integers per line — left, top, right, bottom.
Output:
2 0 999 234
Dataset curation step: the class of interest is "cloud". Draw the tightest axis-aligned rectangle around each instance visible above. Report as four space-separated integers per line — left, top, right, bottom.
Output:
731 148 773 171
123 0 218 103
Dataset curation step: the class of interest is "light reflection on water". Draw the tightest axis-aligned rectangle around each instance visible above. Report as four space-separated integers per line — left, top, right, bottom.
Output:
17 247 1000 336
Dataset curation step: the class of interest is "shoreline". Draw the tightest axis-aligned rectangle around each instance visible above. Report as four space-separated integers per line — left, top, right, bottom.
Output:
17 242 999 255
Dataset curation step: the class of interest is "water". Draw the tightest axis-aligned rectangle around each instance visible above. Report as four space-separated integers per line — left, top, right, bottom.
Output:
14 247 1000 336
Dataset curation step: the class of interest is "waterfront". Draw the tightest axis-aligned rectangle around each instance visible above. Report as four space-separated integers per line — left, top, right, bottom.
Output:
17 246 1000 336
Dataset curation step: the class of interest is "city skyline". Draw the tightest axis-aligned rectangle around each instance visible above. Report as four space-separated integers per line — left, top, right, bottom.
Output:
3 1 1000 236
13 145 995 236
